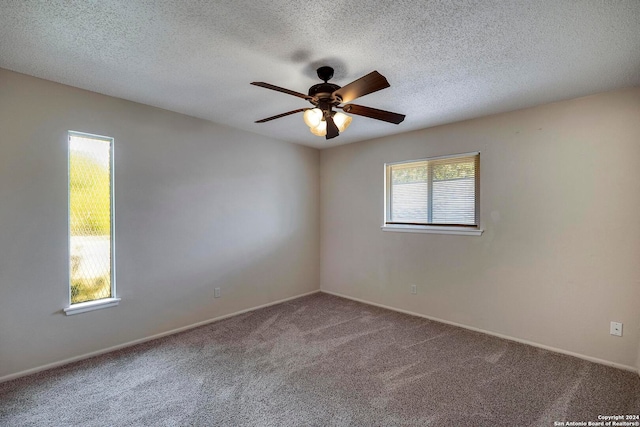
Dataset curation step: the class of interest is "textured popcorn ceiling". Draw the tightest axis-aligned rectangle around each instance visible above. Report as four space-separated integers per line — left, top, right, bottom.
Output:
1 1 639 148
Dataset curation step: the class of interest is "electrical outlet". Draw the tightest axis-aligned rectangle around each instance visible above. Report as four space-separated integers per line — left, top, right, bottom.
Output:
610 321 622 337
214 287 221 298
410 284 417 295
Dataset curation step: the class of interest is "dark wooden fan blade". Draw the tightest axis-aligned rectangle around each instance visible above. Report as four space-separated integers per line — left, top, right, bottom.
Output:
325 115 340 139
342 104 405 124
255 109 306 123
251 82 311 100
333 71 390 103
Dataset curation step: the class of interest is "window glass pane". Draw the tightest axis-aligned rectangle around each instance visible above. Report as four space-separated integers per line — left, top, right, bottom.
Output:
391 162 429 223
431 158 476 225
69 133 112 304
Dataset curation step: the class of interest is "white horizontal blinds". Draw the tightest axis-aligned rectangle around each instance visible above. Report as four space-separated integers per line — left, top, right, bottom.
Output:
387 153 478 226
390 160 429 223
430 155 477 225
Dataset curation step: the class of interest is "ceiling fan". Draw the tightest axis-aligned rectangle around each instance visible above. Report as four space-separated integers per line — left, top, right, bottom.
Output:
251 66 405 140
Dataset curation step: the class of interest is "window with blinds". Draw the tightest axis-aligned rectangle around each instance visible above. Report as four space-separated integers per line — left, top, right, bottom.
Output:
385 153 479 227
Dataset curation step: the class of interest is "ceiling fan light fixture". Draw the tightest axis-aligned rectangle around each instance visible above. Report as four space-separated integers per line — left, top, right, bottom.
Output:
303 108 323 128
333 112 352 133
309 120 327 136
252 66 405 139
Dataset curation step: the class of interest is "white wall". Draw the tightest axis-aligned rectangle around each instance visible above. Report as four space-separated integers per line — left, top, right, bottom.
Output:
0 69 320 379
320 88 640 369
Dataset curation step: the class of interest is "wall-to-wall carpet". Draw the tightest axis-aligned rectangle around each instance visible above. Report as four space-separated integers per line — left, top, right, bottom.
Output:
1 293 638 426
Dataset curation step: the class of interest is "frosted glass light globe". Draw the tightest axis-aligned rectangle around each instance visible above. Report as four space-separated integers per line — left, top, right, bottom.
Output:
333 112 352 132
303 108 323 128
309 120 327 136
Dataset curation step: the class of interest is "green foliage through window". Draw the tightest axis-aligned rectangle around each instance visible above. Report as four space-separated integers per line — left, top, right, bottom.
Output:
392 163 427 184
70 154 111 236
432 161 475 181
392 161 475 185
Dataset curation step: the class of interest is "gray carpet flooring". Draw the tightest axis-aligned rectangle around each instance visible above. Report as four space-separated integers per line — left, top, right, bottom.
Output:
1 293 639 426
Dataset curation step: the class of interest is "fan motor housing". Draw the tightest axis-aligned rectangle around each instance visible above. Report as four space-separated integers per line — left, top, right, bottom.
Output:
308 82 341 99
309 66 343 106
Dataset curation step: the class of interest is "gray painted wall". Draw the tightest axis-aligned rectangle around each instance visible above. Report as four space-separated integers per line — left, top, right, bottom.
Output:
0 69 320 378
320 88 640 369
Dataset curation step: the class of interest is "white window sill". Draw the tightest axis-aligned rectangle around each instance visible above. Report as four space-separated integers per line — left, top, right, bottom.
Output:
381 224 483 236
64 297 121 316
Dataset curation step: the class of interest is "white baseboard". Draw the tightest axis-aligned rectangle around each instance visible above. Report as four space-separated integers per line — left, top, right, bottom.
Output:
0 290 320 383
320 290 638 374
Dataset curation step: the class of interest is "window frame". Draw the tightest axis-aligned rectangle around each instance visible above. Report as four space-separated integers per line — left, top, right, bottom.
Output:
64 131 120 315
382 151 483 236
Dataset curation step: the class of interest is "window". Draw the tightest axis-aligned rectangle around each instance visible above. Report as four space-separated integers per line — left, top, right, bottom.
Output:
64 131 119 315
383 152 482 235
